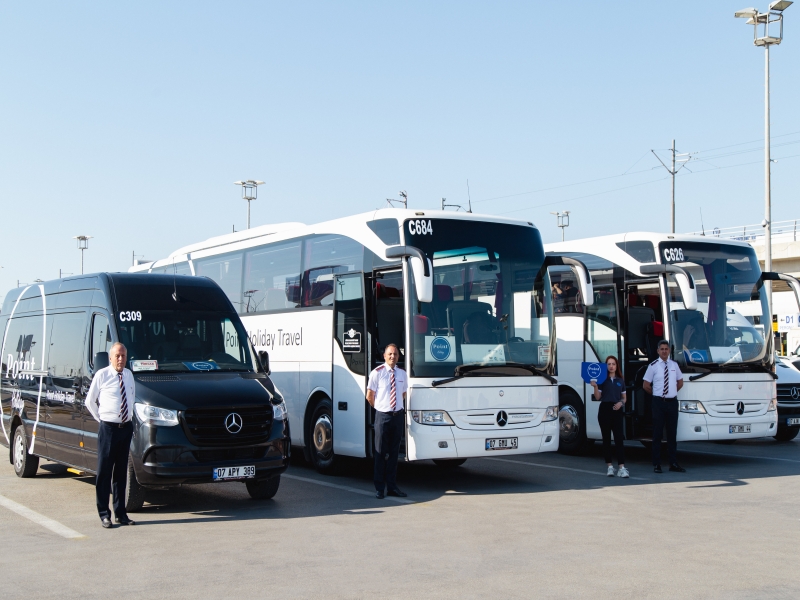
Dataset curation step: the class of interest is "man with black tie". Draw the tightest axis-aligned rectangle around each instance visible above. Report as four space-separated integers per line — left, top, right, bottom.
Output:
85 342 136 528
643 340 686 473
366 344 408 499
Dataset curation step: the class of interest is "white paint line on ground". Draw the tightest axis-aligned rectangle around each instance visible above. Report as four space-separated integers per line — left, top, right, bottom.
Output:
678 448 800 464
0 494 86 539
283 474 415 504
483 457 650 481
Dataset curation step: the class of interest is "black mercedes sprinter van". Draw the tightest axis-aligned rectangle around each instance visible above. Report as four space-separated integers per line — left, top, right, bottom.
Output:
0 273 290 510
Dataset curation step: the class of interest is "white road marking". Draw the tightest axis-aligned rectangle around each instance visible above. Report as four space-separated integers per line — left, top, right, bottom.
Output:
0 494 86 539
483 457 650 481
283 474 414 504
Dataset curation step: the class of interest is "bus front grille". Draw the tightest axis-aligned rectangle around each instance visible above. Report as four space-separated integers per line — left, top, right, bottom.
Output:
182 405 273 446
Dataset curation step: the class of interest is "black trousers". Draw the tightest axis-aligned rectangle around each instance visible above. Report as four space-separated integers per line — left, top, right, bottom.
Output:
96 421 134 520
651 397 679 466
597 402 625 465
373 410 404 492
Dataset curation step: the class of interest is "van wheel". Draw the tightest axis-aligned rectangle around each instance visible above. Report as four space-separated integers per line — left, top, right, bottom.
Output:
125 455 146 513
433 459 467 468
774 426 800 442
246 476 281 500
13 426 38 478
310 399 336 474
558 391 587 455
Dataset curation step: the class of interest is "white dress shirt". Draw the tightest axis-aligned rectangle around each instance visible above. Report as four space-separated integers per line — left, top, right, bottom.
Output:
367 364 408 413
643 357 683 399
85 366 135 423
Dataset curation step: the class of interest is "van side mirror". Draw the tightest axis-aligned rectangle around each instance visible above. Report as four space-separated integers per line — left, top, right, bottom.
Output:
93 352 109 372
258 350 270 374
385 245 433 303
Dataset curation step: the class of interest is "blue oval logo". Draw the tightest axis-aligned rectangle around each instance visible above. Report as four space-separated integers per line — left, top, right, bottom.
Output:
192 362 215 370
429 337 452 362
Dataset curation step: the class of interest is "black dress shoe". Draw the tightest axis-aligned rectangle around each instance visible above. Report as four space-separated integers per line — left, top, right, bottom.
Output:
375 490 385 499
101 518 112 529
669 463 686 473
387 488 407 498
116 517 136 526
653 465 663 474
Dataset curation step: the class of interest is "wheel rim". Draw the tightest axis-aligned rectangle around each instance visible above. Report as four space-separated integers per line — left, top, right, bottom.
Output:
559 405 580 444
14 432 25 471
313 414 333 459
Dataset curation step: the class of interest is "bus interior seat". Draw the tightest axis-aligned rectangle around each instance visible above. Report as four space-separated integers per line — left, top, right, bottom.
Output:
447 300 494 346
627 306 655 356
643 294 661 311
421 285 453 331
308 281 334 306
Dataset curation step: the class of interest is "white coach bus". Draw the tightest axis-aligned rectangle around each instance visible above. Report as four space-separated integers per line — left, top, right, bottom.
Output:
132 210 592 472
544 233 800 453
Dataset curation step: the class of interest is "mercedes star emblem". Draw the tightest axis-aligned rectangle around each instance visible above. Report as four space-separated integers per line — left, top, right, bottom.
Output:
792 387 800 400
736 401 745 416
225 412 243 434
496 411 508 427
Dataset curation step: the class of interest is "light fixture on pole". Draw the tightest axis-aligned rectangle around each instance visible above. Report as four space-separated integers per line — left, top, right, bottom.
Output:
386 190 408 209
550 211 570 242
234 180 265 229
73 235 92 275
735 0 792 314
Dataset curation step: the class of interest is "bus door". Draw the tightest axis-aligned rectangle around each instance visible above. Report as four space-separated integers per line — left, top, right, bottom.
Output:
624 279 663 437
585 284 621 439
332 272 369 457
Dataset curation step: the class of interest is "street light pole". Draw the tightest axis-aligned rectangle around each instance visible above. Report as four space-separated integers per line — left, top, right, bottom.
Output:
73 235 92 275
550 211 570 242
234 180 265 229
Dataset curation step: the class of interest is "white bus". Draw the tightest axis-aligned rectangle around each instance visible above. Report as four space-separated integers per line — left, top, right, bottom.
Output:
544 233 800 452
132 210 592 471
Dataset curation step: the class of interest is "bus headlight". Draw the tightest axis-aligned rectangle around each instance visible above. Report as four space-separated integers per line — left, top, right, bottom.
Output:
679 400 707 414
768 398 777 412
134 402 179 426
543 405 559 422
411 410 454 426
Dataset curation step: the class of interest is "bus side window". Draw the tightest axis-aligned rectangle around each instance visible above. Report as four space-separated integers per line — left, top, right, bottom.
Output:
302 235 364 308
243 241 302 313
195 252 244 313
90 314 112 368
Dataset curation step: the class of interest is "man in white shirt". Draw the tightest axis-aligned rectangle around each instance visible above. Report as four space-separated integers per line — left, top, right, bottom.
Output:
366 344 408 499
643 340 686 474
86 342 136 528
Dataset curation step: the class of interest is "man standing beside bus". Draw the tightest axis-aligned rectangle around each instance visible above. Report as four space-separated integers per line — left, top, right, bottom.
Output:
366 344 408 499
643 340 686 474
86 342 136 528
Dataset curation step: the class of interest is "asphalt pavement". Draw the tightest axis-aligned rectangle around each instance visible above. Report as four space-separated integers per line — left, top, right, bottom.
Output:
1 438 799 599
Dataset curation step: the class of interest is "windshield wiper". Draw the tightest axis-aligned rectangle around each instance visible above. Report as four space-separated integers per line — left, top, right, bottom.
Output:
432 363 557 387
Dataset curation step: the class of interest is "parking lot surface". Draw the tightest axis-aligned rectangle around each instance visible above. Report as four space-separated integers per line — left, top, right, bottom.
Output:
2 439 799 599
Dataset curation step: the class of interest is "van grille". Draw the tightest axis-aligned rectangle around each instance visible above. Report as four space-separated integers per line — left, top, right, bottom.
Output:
777 384 800 405
182 405 273 446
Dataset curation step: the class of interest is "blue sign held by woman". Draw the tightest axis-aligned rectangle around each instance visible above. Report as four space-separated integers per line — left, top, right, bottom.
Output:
580 362 607 385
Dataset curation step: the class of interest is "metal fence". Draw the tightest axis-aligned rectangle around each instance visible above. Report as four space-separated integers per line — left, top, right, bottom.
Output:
685 218 800 243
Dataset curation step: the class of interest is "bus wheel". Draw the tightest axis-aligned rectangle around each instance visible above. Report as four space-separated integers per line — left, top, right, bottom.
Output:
433 459 467 468
125 455 146 513
310 399 336 473
13 426 38 478
246 476 281 500
558 392 587 455
774 426 800 442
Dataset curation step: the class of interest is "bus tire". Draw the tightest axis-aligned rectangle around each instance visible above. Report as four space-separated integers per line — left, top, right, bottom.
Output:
246 476 281 500
309 398 336 474
12 425 38 478
125 455 146 513
774 426 800 442
558 390 588 455
433 459 467 468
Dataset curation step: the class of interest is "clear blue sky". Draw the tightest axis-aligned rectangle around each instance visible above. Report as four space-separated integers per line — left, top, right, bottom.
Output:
1 2 798 301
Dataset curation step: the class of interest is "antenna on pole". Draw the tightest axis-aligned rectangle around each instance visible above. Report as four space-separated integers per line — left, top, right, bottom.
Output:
651 140 692 233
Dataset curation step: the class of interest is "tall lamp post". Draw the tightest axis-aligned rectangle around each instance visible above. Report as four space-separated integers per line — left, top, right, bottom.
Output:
550 211 570 242
73 235 92 275
234 180 265 229
735 1 792 315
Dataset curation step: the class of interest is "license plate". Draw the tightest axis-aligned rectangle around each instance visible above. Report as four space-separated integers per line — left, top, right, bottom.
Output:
485 437 518 451
729 425 751 434
787 418 800 426
213 465 256 481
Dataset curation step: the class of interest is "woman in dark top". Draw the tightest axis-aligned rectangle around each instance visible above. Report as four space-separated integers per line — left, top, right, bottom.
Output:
590 356 628 478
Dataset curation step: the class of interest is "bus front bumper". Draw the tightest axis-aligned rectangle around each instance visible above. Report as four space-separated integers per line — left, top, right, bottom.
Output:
676 411 777 442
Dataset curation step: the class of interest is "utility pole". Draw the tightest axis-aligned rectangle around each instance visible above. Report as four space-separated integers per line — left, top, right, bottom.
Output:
652 141 691 233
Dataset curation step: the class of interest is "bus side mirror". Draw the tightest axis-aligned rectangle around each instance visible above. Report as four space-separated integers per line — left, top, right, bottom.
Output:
640 263 697 311
93 352 109 373
258 350 270 374
385 245 433 303
569 261 593 307
762 272 800 312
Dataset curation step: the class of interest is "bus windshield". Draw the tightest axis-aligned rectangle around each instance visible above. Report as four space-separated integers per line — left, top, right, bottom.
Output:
660 241 770 368
405 219 552 377
111 277 258 373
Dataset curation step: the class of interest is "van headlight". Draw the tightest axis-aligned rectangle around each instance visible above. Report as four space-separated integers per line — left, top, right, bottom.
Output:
543 405 559 422
768 398 777 412
411 410 454 426
134 402 179 426
679 400 707 414
271 396 288 421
